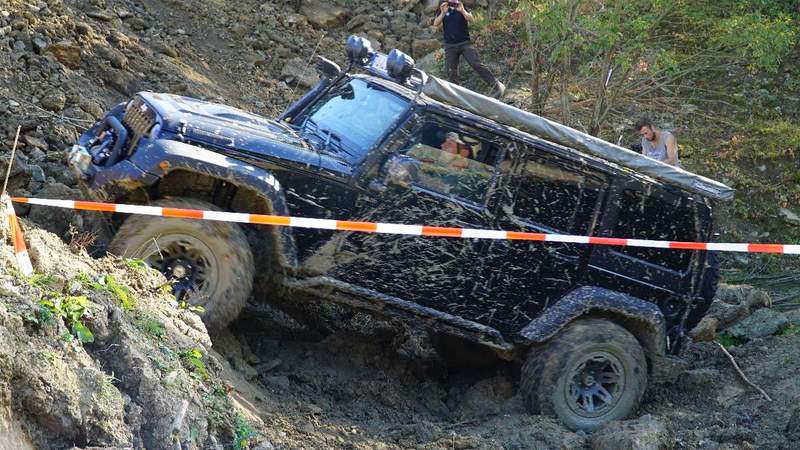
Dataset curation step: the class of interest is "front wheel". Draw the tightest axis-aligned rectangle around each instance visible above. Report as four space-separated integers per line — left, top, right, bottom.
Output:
109 198 254 332
520 318 647 431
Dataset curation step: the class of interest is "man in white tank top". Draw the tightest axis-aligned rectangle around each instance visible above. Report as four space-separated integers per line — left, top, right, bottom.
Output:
635 117 680 167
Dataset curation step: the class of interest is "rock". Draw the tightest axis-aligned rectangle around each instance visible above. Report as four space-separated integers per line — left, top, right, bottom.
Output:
280 57 319 88
95 44 129 69
28 147 46 163
301 2 349 29
99 67 143 96
346 14 370 31
32 35 48 53
23 135 48 151
780 208 800 226
412 38 440 58
786 407 800 441
75 22 93 35
689 316 718 342
153 42 178 58
727 308 789 341
44 41 81 69
39 90 66 112
29 165 46 182
592 415 673 450
86 9 114 22
786 310 800 327
678 368 720 390
263 375 290 391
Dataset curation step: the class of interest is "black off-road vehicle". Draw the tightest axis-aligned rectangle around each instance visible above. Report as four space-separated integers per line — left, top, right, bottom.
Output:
68 36 732 430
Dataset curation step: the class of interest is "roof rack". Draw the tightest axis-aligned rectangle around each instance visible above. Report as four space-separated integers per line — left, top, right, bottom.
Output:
346 36 735 201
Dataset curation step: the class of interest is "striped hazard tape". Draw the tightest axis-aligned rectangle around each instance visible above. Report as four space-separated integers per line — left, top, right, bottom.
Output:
2 195 34 275
10 196 800 255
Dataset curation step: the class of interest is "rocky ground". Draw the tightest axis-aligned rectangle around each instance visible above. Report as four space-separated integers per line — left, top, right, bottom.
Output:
2 0 800 449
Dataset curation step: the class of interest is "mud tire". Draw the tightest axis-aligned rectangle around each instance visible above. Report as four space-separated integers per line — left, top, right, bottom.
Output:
520 318 647 431
109 198 254 332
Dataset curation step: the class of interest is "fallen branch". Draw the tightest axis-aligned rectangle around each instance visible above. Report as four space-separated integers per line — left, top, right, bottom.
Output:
2 125 21 196
171 399 189 450
716 343 772 402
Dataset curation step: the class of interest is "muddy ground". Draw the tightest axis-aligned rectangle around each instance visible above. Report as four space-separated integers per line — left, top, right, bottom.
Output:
2 0 800 449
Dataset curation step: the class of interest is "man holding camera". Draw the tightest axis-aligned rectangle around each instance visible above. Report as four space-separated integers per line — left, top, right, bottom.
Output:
433 0 505 99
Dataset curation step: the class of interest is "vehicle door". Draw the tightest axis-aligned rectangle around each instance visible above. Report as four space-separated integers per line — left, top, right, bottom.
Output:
324 113 508 320
480 141 609 334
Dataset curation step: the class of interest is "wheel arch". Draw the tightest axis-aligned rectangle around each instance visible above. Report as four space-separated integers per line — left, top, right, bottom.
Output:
518 286 667 373
112 139 299 270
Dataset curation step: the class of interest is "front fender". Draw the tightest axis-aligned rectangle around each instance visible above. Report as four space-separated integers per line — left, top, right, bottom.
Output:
89 139 299 268
519 286 666 359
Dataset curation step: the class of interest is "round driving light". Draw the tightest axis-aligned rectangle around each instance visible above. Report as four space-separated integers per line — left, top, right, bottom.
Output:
387 49 415 80
346 35 373 64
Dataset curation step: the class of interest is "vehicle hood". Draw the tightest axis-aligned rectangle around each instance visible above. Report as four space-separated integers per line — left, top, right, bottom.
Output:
137 92 350 173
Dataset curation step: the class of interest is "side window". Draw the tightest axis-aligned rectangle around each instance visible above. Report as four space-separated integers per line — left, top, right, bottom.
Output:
613 190 695 271
511 150 605 234
402 122 500 205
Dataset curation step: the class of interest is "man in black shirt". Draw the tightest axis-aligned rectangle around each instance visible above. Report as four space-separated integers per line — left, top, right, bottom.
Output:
433 1 505 99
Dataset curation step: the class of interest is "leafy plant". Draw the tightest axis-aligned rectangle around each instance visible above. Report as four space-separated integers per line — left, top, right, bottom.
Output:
716 332 746 348
76 273 135 311
232 413 258 450
38 295 95 343
123 258 148 272
179 348 208 380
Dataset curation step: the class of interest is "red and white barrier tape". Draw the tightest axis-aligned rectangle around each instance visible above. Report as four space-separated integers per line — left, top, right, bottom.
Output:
3 195 34 275
10 197 800 255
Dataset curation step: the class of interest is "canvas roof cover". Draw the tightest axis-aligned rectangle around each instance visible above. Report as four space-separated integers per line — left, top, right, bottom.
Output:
421 76 734 201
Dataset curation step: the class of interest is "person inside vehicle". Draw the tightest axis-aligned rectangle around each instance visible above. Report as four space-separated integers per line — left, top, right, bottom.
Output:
432 0 506 99
635 117 680 167
441 131 462 155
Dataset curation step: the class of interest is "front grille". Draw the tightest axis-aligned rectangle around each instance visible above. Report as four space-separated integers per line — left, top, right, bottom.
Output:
123 96 156 155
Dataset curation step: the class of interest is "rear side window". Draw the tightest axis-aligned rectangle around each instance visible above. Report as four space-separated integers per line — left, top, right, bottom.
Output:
613 190 696 271
511 152 606 234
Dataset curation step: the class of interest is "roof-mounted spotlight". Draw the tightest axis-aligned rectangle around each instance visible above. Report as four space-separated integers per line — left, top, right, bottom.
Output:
386 49 415 81
346 35 373 65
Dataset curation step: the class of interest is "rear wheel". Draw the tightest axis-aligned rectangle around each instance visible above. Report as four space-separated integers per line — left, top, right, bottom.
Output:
109 198 254 332
520 318 647 431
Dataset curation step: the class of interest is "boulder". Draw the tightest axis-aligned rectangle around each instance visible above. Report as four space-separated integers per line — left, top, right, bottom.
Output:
43 41 81 69
280 57 319 89
592 415 673 450
300 2 349 29
39 90 67 112
412 38 441 58
727 308 789 341
781 208 800 226
689 316 718 342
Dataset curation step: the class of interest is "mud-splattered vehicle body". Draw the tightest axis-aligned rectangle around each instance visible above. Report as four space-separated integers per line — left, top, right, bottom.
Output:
68 37 730 430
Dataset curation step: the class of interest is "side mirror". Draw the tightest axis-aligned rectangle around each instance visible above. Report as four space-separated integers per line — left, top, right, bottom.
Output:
384 154 419 189
315 56 341 79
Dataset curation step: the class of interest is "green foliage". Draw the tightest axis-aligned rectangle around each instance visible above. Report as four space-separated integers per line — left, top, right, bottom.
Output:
177 301 205 314
716 333 746 348
780 324 800 336
232 413 258 450
26 273 55 289
77 273 136 311
179 348 208 381
715 12 797 73
123 258 148 272
39 295 95 343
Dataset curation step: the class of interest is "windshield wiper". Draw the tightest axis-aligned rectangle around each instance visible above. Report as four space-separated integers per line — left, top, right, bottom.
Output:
322 130 356 157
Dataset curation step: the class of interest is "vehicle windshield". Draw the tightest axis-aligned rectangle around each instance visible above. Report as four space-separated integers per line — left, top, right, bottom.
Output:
302 78 408 162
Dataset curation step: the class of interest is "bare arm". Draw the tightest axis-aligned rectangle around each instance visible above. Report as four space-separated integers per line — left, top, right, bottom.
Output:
456 3 474 22
665 134 678 166
433 3 447 28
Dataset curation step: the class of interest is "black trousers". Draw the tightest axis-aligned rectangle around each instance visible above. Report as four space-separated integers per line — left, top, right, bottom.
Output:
444 41 497 87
